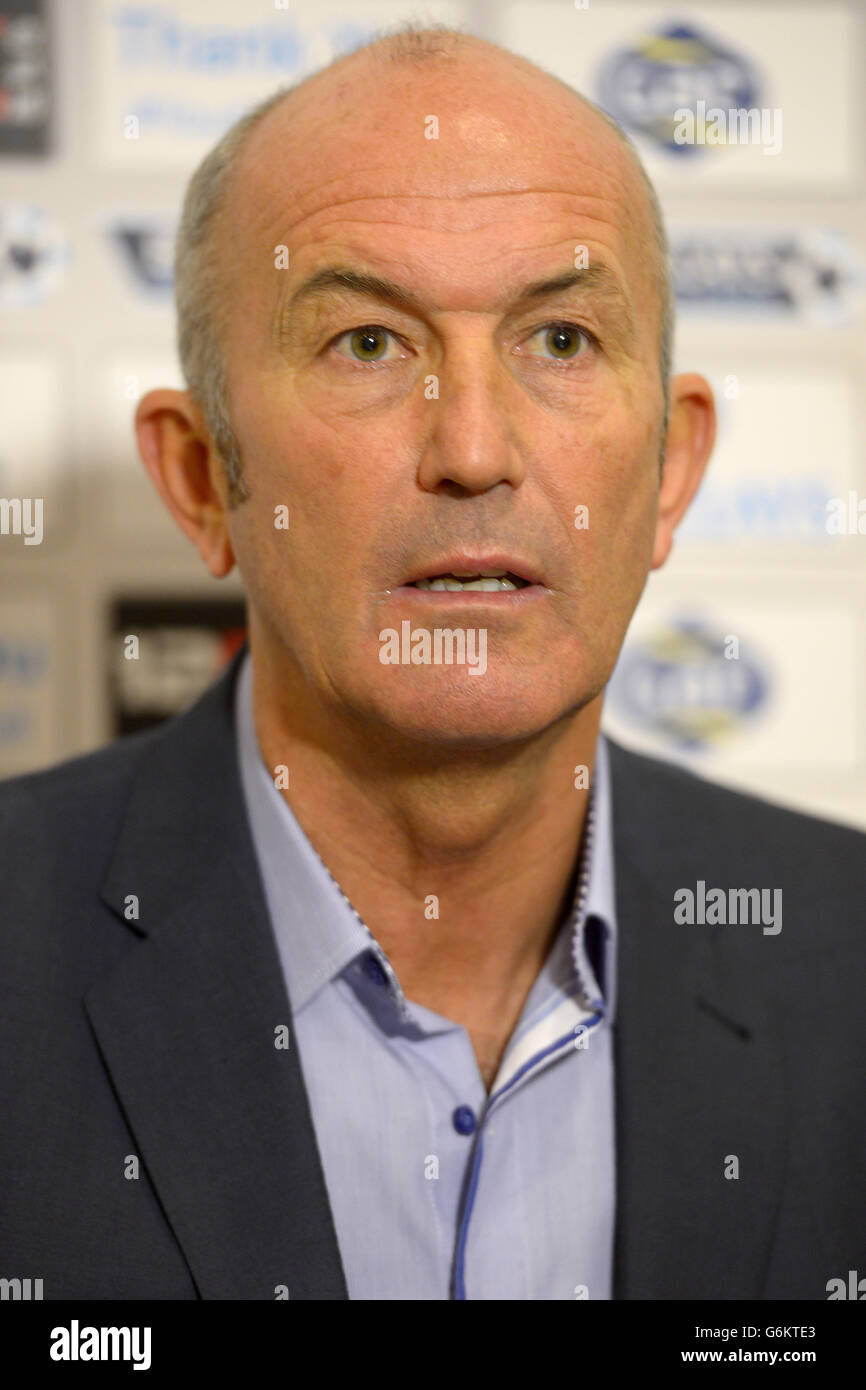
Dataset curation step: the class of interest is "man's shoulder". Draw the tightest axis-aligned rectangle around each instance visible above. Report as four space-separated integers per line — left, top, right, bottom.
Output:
607 735 866 857
607 737 866 980
0 724 164 866
0 649 244 944
0 653 241 857
607 736 865 952
0 721 161 812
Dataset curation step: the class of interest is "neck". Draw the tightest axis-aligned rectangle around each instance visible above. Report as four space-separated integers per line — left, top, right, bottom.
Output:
247 636 602 1066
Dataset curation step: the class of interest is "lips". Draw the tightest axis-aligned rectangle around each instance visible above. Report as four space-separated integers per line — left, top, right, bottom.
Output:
403 554 544 588
413 573 526 591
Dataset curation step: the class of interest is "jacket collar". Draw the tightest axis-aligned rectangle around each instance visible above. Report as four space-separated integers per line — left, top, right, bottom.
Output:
87 643 348 1300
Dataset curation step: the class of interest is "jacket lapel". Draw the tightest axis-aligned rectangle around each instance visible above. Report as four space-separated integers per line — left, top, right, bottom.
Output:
607 740 787 1299
84 648 348 1300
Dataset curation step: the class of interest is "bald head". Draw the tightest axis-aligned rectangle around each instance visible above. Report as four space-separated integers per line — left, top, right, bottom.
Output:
175 22 673 505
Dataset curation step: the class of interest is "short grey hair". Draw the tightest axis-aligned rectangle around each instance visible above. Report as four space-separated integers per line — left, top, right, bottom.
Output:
174 84 294 506
173 21 674 507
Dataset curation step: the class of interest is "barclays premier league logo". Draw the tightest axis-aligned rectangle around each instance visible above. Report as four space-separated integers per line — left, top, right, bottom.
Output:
597 22 759 154
608 618 769 751
107 219 175 296
670 227 866 325
0 206 69 307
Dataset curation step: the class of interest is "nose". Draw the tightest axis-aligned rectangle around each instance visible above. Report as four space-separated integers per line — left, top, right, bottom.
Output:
415 333 527 495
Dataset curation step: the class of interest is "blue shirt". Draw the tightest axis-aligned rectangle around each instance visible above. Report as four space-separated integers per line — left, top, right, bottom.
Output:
234 651 617 1299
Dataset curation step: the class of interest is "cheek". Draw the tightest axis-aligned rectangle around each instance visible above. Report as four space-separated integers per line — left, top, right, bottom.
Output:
558 409 659 636
547 399 658 549
230 382 354 535
235 370 425 560
589 401 659 531
226 416 403 623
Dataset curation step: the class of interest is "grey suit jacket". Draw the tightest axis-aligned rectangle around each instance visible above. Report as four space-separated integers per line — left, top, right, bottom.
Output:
1 644 864 1300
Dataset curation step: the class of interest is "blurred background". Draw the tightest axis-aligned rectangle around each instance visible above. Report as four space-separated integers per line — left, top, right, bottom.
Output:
1 0 864 827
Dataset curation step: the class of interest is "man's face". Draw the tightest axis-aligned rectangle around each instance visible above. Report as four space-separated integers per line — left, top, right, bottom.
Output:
218 56 667 748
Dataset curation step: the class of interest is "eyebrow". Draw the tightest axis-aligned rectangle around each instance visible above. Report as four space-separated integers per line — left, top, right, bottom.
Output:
276 262 635 336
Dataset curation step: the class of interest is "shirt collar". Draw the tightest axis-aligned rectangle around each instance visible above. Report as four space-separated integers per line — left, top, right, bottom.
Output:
234 649 617 1023
235 651 380 1013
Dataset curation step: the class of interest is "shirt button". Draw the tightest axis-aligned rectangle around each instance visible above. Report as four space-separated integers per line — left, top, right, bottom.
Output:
452 1105 477 1136
362 952 388 987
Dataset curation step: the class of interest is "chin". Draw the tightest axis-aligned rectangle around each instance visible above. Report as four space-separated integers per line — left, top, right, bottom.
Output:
360 668 586 750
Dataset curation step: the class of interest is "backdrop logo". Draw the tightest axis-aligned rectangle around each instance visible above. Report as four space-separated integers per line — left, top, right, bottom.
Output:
680 476 833 542
107 218 175 294
0 2 51 155
104 9 374 146
608 618 769 749
596 22 760 154
0 636 48 685
110 5 304 72
671 227 866 324
0 206 68 306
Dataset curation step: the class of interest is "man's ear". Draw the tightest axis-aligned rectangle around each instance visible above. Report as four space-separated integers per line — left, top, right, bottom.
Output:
135 388 236 578
651 372 717 571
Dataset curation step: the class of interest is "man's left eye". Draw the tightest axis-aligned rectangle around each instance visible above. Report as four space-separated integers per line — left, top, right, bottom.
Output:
332 326 404 365
522 323 594 360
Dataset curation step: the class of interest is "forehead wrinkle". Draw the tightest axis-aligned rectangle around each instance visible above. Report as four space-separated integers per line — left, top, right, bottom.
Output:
231 105 641 238
293 260 630 311
227 112 643 260
254 188 643 310
249 170 638 246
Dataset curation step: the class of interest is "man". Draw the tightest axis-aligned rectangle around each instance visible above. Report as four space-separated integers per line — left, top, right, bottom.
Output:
1 24 864 1302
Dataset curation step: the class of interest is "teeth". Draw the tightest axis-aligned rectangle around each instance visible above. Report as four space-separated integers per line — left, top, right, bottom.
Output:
414 574 518 592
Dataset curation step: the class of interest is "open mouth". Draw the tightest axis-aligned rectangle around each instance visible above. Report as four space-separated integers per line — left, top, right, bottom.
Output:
409 571 530 592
